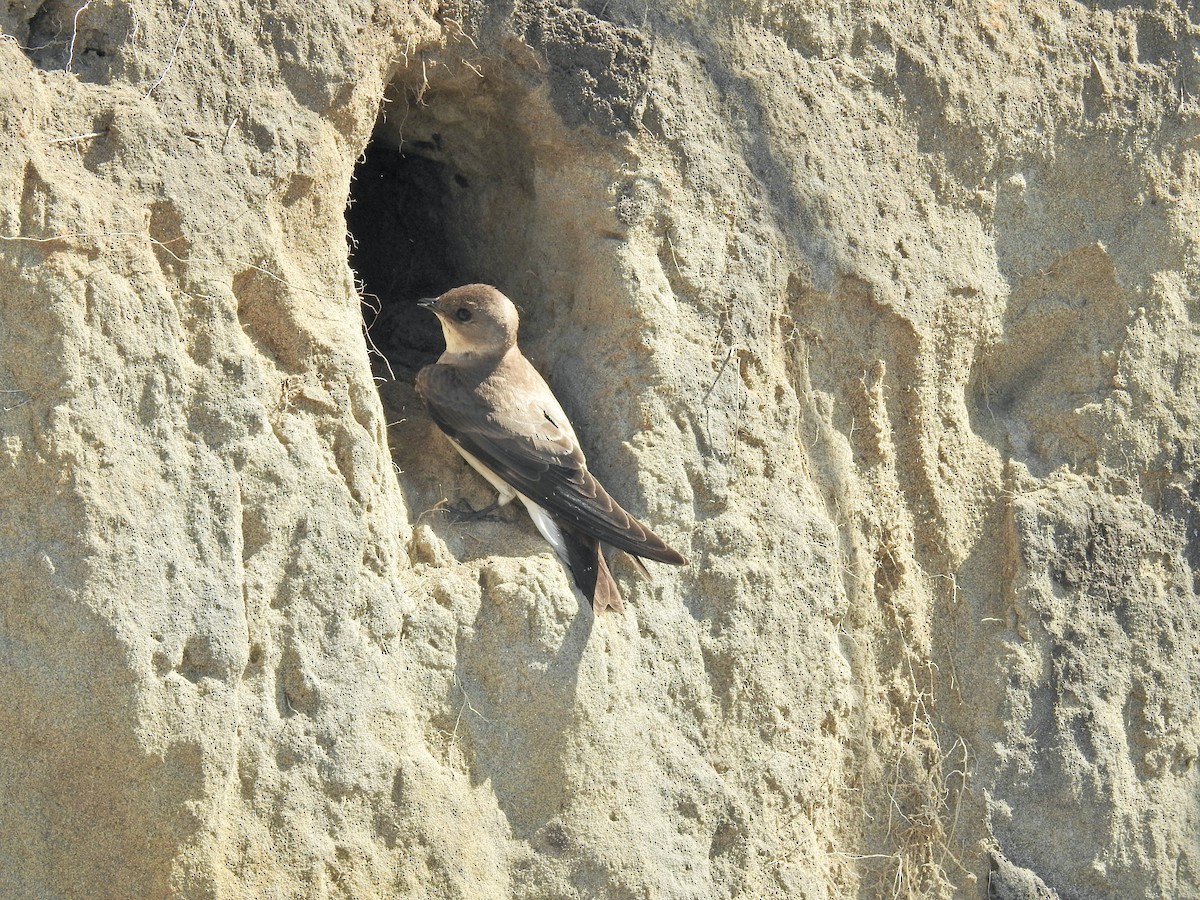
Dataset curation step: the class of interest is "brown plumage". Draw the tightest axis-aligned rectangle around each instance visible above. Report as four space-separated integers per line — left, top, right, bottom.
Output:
414 284 686 614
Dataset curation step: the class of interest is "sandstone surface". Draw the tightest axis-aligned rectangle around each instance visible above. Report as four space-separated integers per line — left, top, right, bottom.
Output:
1 0 1198 897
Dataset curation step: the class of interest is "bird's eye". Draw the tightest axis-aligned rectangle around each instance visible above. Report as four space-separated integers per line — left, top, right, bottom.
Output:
455 307 472 322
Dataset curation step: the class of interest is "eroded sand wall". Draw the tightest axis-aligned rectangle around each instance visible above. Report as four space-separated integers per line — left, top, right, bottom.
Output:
1 1 1197 897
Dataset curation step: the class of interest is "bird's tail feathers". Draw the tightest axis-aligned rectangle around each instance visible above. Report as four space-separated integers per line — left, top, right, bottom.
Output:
562 525 624 615
592 551 623 615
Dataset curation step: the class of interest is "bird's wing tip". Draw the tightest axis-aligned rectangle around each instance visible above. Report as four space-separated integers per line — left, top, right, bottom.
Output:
663 547 689 566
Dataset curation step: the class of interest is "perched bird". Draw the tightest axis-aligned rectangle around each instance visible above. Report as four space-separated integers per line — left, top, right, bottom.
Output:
415 284 687 614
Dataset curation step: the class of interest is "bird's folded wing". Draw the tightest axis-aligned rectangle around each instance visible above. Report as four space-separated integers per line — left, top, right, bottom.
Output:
419 366 686 565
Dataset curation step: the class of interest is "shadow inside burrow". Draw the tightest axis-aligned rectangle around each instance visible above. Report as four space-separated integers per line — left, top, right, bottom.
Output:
347 62 541 383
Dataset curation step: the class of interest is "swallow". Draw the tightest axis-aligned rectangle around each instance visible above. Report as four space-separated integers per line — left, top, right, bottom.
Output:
414 284 687 614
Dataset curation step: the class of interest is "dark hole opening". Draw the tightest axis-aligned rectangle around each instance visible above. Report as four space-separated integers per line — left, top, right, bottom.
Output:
347 128 457 376
347 69 538 381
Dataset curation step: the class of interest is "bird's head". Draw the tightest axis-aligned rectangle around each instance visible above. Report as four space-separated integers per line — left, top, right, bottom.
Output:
418 284 520 361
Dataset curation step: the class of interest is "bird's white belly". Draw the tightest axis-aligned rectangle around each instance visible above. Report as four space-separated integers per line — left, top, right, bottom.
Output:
447 439 568 562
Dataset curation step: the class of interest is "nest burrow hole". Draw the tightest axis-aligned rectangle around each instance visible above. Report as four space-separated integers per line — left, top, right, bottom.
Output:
348 68 539 378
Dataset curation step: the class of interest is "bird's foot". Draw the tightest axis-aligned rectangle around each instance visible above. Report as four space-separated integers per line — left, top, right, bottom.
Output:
444 498 502 523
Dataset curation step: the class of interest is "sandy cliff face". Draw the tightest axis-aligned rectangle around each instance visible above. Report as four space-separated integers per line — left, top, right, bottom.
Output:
1 0 1197 897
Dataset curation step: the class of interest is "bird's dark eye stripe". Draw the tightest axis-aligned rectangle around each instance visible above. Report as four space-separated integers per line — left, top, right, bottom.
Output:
455 307 472 322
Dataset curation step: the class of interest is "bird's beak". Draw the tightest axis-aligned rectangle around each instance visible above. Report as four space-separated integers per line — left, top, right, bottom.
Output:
416 296 439 310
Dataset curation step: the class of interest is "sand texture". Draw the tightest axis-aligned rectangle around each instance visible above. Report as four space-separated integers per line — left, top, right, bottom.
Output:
1 0 1198 896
